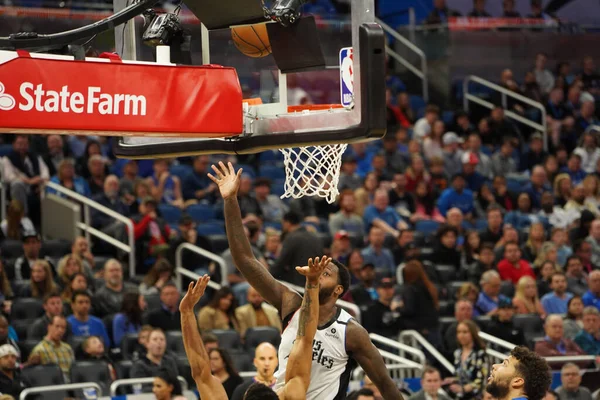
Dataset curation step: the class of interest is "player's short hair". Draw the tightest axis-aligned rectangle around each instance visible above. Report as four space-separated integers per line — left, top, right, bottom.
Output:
347 388 375 400
283 211 302 225
331 259 351 297
243 382 279 400
511 346 551 400
421 366 440 379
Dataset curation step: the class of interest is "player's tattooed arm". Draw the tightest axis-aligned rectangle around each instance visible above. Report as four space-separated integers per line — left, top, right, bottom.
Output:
210 161 302 316
347 320 405 400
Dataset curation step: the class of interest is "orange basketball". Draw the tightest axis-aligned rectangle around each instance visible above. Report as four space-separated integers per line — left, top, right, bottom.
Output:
231 23 271 58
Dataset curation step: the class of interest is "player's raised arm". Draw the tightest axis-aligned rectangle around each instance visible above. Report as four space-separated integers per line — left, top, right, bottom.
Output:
209 162 301 316
179 275 228 400
279 257 329 400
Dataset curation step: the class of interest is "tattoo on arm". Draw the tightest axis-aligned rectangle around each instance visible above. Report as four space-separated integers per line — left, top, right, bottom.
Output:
297 294 312 338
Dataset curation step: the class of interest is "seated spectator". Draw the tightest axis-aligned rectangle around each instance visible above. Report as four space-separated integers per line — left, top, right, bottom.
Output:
369 153 394 183
28 315 74 382
234 287 281 339
546 87 569 121
576 101 599 135
437 174 475 218
574 132 600 174
463 231 481 267
486 298 526 346
28 292 72 342
537 261 557 297
0 344 27 399
458 283 480 305
70 236 95 276
523 166 552 211
235 174 263 220
443 300 473 358
382 137 407 175
474 270 509 316
198 287 239 332
67 291 111 347
491 176 514 212
145 283 181 332
534 53 555 95
521 222 546 263
504 193 540 230
1 135 49 220
330 231 353 266
586 220 600 267
11 232 52 282
522 71 543 103
411 181 444 223
570 211 595 248
563 296 585 340
398 261 441 346
153 367 187 400
42 135 70 177
497 242 535 284
0 200 34 241
360 226 396 275
363 189 407 236
429 225 461 271
405 154 431 193
409 366 451 400
56 254 85 292
93 259 137 318
552 228 573 267
582 175 600 211
565 256 588 296
329 190 365 236
354 172 378 216
147 159 184 209
574 307 600 356
77 336 116 381
565 184 599 217
462 244 496 285
182 156 217 203
430 157 449 196
533 242 560 272
119 161 141 203
424 0 461 24
561 154 587 186
0 262 13 315
48 158 91 197
61 273 89 308
254 178 289 223
444 320 488 400
262 228 282 269
338 156 362 192
442 132 464 178
75 140 107 179
535 315 586 369
468 0 491 17
583 270 600 310
0 318 19 363
423 121 445 162
87 155 108 196
466 134 493 179
513 276 546 318
413 105 440 143
91 175 130 238
139 259 175 296
554 173 573 208
555 363 592 400
364 277 402 339
131 328 179 393
131 197 172 270
129 325 153 362
231 342 278 399
491 138 517 179
209 348 243 397
112 292 145 347
343 263 377 311
541 272 574 314
18 260 57 299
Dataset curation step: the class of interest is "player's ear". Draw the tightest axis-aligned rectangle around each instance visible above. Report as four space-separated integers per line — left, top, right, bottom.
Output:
511 376 525 390
334 284 343 298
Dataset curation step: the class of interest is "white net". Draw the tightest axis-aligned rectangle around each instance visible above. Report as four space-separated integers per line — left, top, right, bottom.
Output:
279 143 348 204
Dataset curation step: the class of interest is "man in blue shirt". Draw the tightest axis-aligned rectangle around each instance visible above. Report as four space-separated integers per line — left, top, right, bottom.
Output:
363 189 407 237
582 270 600 311
523 166 552 211
541 272 574 314
474 270 510 316
361 226 396 275
182 156 217 203
574 306 600 355
437 174 474 218
67 290 111 347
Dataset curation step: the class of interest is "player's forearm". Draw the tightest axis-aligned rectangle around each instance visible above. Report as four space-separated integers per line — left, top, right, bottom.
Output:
379 380 405 400
180 309 209 375
224 197 259 263
297 279 319 341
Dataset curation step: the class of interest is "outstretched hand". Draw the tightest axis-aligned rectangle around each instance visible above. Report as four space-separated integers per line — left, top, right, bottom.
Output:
180 275 210 313
296 256 331 284
207 161 243 200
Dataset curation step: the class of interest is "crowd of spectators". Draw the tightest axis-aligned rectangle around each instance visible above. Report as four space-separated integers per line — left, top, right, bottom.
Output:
0 48 599 400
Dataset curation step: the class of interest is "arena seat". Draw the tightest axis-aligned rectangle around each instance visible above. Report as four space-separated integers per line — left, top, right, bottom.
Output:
144 293 162 311
41 239 72 258
196 221 226 236
115 360 133 379
12 297 44 320
69 336 86 354
120 333 141 360
500 280 516 298
512 314 545 340
229 349 254 372
166 331 186 355
176 356 195 388
205 234 229 254
187 204 217 221
0 239 23 259
21 364 66 400
439 317 457 335
170 164 193 180
13 320 32 340
236 164 256 178
258 165 286 181
474 315 491 331
447 281 467 301
70 360 112 396
211 329 242 350
244 327 282 353
434 265 458 282
18 339 39 361
158 204 182 224
415 220 440 235
103 314 115 348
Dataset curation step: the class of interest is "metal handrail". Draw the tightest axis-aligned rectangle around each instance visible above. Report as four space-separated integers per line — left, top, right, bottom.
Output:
479 331 517 352
486 348 509 363
20 382 102 400
283 282 362 324
110 376 188 396
399 330 455 374
352 363 422 380
42 181 136 277
176 265 222 291
369 333 427 366
240 371 257 378
544 355 596 363
463 75 548 150
175 242 228 287
375 17 429 102
379 349 424 371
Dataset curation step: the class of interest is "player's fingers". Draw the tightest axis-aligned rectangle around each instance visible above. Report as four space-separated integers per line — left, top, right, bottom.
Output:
207 173 218 184
228 162 236 176
210 165 224 179
188 281 194 291
307 258 313 268
236 168 243 179
218 161 228 176
295 266 308 275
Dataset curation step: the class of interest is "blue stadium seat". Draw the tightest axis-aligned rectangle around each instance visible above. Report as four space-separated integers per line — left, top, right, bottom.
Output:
272 180 286 197
0 144 12 157
259 150 284 165
264 221 283 231
71 361 112 397
259 165 286 181
415 220 440 235
158 204 182 225
506 178 523 193
186 203 216 222
442 110 455 125
409 95 426 116
169 164 193 180
237 164 257 178
21 364 66 400
196 221 226 236
474 219 488 231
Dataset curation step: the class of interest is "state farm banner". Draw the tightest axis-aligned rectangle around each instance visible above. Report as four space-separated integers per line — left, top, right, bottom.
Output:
0 50 243 137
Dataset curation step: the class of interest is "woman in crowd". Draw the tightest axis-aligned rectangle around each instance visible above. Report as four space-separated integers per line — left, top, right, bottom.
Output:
443 320 488 400
491 176 514 211
49 159 91 197
457 282 479 304
533 242 560 271
411 181 444 223
536 260 558 297
56 255 85 292
139 259 175 296
512 276 546 318
553 173 572 207
113 292 146 347
18 260 57 299
61 273 89 306
405 154 431 193
582 174 600 210
398 260 441 346
462 231 481 267
354 172 379 216
430 225 461 270
209 348 243 398
563 296 584 340
153 368 187 400
197 287 240 332
0 200 34 240
0 260 13 315
147 159 184 209
423 120 445 161
346 249 365 284
76 140 109 179
521 222 546 263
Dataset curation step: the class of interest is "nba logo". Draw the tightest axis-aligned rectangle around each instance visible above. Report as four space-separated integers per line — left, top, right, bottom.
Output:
339 47 354 109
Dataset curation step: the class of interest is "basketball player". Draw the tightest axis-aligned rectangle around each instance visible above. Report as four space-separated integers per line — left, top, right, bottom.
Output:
179 257 328 400
486 346 552 400
208 161 403 400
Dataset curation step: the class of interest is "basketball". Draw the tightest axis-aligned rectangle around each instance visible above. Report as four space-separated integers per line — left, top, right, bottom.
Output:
231 23 271 58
